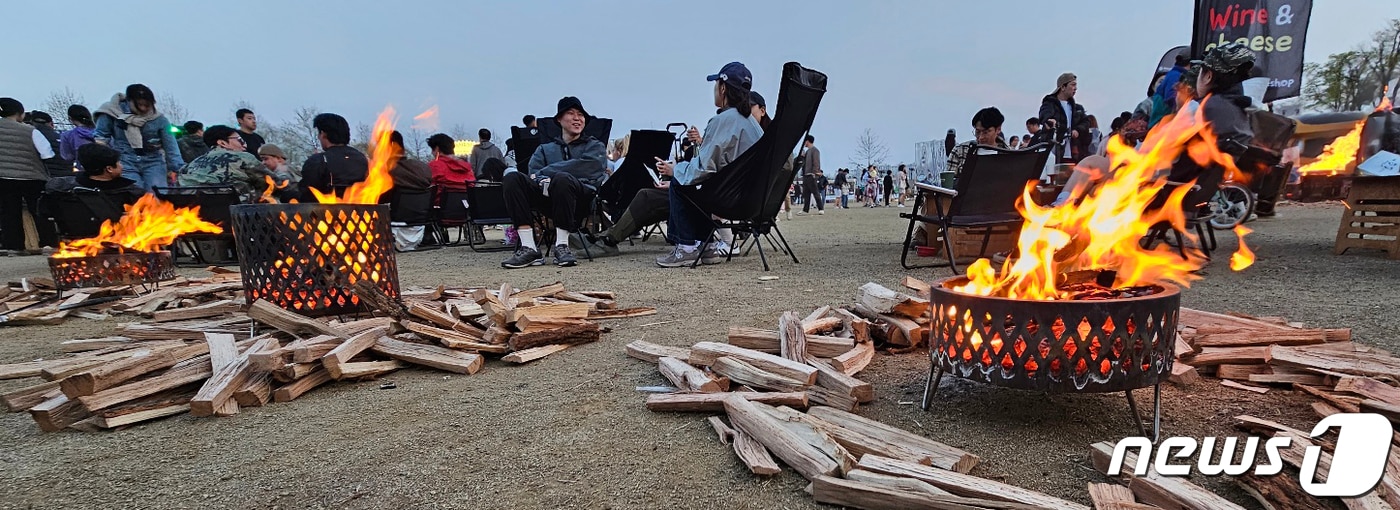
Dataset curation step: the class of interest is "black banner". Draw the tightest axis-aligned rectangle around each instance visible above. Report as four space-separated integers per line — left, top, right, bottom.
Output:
1190 0 1311 102
1157 46 1190 75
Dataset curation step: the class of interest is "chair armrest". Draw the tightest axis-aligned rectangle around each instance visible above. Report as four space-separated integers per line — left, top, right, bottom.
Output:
914 182 958 197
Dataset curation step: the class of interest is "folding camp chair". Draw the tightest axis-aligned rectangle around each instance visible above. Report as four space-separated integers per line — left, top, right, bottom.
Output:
386 185 441 251
509 127 542 173
1142 168 1224 260
899 143 1052 272
673 62 828 271
597 129 675 244
464 181 516 252
435 188 473 245
41 189 120 241
154 186 241 265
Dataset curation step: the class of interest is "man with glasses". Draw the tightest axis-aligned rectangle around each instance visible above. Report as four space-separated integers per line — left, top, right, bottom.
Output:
947 107 1008 178
176 124 271 201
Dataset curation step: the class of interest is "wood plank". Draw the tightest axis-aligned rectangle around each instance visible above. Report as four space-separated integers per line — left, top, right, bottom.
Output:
150 300 240 323
552 290 614 309
760 404 858 474
688 341 819 385
831 341 876 376
1191 330 1328 348
408 302 484 338
60 342 208 397
1248 372 1325 386
807 406 979 473
1269 345 1400 379
506 322 601 351
505 302 591 323
1236 472 1333 510
806 355 874 403
400 321 509 353
586 307 657 320
726 327 855 358
189 337 279 416
60 337 136 353
334 360 406 379
732 428 782 475
658 356 724 392
77 356 213 411
1214 364 1272 381
1178 307 1293 332
1 380 61 412
1088 441 1247 510
711 357 808 392
811 475 1048 510
1178 346 1269 366
246 299 347 338
1221 379 1270 394
206 333 238 371
0 358 73 380
779 311 808 363
501 344 571 363
1335 376 1400 406
514 316 589 333
1295 384 1363 413
272 367 333 402
370 337 483 375
722 394 839 480
320 326 391 379
97 404 188 428
857 455 1088 510
846 469 954 498
624 340 690 364
510 281 565 301
644 392 808 413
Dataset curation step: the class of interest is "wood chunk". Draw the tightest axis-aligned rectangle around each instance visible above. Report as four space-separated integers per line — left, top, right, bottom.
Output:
807 406 979 474
707 416 736 444
858 282 929 319
401 321 509 353
1168 362 1201 386
1175 333 1199 355
502 344 571 363
726 327 855 358
1088 441 1247 510
811 475 1047 510
1088 482 1136 509
0 358 73 380
1269 345 1400 379
658 356 724 392
1214 364 1272 381
802 317 844 335
759 405 859 474
507 322 601 351
879 313 926 347
275 362 319 383
1221 379 1270 394
150 300 240 323
624 340 690 364
42 347 165 381
722 394 838 480
587 307 657 320
1295 384 1363 413
1247 373 1325 386
688 342 818 385
830 341 876 376
97 404 189 428
511 281 565 301
232 371 273 407
335 360 406 379
482 325 512 345
857 455 1088 510
806 385 860 412
2 381 61 412
408 302 483 337
350 279 408 320
1236 472 1333 510
291 335 343 363
272 367 333 402
514 316 590 333
206 333 239 371
803 306 832 324
902 276 933 296
1179 346 1269 366
321 326 391 379
845 469 954 497
644 392 808 412
61 342 208 398
732 428 783 476
1192 329 1329 348
445 299 485 319
805 355 874 403
371 337 483 375
711 357 808 392
247 300 347 338
29 394 92 432
190 337 279 416
553 290 614 309
60 337 136 353
78 356 214 412
1335 376 1400 405
779 311 808 363
506 302 591 323
1178 307 1293 332
332 317 396 336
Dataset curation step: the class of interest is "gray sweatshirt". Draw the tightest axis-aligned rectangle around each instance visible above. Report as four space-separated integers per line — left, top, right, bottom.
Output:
673 107 763 185
528 135 608 187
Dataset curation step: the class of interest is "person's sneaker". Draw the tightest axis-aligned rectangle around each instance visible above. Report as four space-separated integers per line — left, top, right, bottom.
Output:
818 210 825 215
553 245 578 267
586 237 621 257
701 242 731 265
501 246 544 269
785 210 793 220
655 245 701 268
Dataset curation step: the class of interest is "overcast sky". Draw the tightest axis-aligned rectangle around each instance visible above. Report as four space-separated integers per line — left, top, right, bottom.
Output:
2 0 1392 167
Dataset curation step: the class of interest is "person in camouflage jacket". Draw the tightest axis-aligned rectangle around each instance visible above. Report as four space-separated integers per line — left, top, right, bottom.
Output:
175 124 269 201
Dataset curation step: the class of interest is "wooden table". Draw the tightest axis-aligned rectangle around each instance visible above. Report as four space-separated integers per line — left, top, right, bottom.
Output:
1335 176 1400 259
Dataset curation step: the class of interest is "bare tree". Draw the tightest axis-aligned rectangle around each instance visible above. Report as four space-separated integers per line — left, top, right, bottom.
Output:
1366 19 1400 102
231 100 256 122
351 122 373 154
41 87 87 127
158 92 189 126
448 123 473 141
404 128 430 160
264 106 322 171
848 128 890 170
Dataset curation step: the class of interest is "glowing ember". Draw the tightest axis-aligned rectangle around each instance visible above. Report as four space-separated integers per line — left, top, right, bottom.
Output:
310 107 399 205
954 102 1252 300
53 194 222 258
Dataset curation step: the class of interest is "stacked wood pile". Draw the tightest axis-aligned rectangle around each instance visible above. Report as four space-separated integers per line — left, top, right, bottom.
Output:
628 300 1102 509
0 269 246 326
1 277 651 432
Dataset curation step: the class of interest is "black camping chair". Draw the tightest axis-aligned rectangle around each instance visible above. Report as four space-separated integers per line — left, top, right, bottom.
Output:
386 185 441 251
899 143 1052 272
597 129 675 243
509 127 542 173
435 188 473 246
153 185 240 265
537 116 614 149
1142 168 1224 260
41 189 123 240
673 62 828 271
464 182 516 252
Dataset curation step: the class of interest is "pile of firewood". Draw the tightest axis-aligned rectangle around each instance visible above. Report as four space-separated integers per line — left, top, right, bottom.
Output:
0 277 652 432
0 269 246 326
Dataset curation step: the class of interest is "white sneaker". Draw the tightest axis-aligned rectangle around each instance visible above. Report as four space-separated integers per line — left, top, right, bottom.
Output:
818 210 825 215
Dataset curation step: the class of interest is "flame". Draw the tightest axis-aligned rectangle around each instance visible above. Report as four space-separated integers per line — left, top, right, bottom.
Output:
1297 97 1394 176
257 175 292 204
53 194 222 258
311 107 399 204
953 98 1253 300
1230 225 1255 270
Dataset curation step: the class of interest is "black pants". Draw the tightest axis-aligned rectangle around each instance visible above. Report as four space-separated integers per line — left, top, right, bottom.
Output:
0 179 58 251
503 171 589 232
801 174 823 212
608 187 668 243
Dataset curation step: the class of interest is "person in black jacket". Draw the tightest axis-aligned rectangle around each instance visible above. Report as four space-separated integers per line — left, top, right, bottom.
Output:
298 113 368 202
1038 73 1091 164
44 144 145 234
1167 43 1256 184
27 111 72 177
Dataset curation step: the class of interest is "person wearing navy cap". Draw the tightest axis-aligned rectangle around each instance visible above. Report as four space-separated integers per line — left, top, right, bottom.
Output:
652 62 764 267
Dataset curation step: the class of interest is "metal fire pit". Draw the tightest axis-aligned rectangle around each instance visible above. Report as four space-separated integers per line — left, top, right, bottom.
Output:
48 251 176 290
923 276 1180 440
230 204 399 317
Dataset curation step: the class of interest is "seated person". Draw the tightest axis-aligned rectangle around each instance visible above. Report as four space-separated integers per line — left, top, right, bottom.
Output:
946 107 1008 178
426 133 474 192
176 124 270 201
299 113 368 202
45 143 145 225
652 62 764 268
257 143 301 184
387 131 432 193
499 96 608 269
1167 43 1255 184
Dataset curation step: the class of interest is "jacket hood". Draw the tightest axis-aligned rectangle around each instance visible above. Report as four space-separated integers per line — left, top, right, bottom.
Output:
477 140 496 150
1212 83 1253 109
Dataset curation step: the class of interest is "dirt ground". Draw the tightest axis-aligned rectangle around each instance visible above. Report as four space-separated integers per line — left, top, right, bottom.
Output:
0 201 1395 509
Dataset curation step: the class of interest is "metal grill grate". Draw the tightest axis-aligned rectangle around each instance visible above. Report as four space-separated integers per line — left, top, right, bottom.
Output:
231 204 400 317
48 251 176 290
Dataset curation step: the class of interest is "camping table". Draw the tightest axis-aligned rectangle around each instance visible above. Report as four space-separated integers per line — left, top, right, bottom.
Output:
1334 176 1400 259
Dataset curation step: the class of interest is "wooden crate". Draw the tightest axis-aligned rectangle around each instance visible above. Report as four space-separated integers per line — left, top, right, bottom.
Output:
1334 176 1400 259
913 196 1019 262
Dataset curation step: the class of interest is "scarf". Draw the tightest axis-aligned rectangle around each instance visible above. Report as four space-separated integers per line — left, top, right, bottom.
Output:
94 93 161 149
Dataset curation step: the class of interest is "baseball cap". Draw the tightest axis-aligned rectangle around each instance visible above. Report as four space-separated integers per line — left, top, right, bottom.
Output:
707 62 752 89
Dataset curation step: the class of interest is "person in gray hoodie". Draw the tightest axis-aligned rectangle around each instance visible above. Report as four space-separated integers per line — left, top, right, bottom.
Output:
468 128 507 181
500 96 607 269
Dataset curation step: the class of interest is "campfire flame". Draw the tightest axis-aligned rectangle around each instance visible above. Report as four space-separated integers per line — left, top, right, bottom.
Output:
310 107 400 205
954 102 1251 300
53 194 222 258
1230 225 1255 271
1297 97 1393 176
258 175 292 204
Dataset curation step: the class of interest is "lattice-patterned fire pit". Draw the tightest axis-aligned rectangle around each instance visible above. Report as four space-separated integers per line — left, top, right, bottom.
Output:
924 274 1179 439
230 203 399 317
48 251 176 291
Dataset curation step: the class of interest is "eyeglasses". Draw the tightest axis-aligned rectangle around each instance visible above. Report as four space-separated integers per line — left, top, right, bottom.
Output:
228 136 246 145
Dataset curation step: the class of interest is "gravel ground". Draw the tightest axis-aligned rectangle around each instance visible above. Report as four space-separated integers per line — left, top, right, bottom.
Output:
0 202 1393 509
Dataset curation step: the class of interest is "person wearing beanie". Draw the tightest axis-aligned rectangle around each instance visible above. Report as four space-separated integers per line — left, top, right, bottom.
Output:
59 105 96 167
652 61 763 268
1037 72 1091 164
257 143 299 184
178 120 210 163
93 83 184 190
176 124 271 201
0 97 60 252
499 96 607 269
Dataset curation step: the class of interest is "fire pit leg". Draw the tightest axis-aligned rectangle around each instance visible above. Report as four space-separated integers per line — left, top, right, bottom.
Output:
1124 384 1162 443
921 365 944 411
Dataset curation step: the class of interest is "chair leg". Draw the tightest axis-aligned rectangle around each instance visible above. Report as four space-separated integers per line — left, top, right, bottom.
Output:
942 224 959 274
753 231 771 271
574 231 593 261
1173 230 1188 260
977 228 993 258
771 224 798 264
